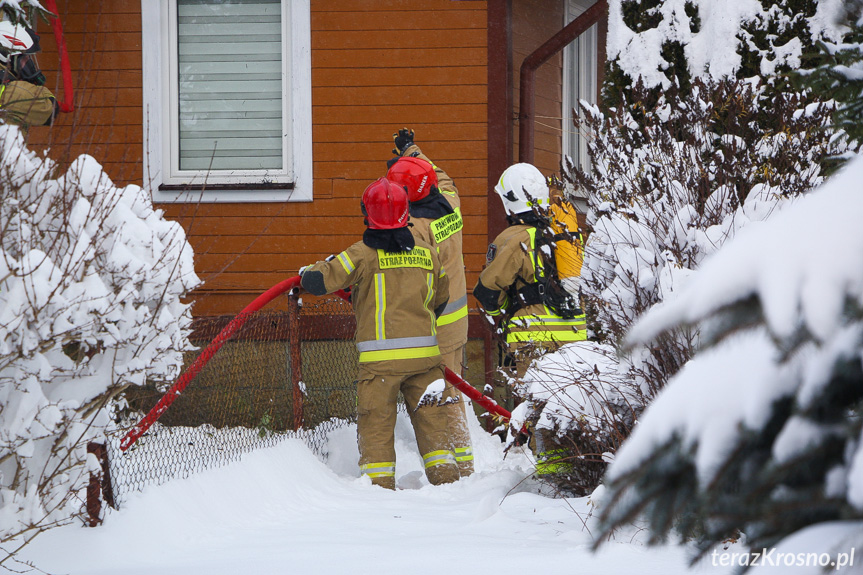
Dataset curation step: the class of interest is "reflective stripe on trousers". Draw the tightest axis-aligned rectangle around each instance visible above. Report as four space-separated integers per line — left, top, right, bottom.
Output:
423 449 457 469
360 461 396 479
454 446 474 463
535 449 571 475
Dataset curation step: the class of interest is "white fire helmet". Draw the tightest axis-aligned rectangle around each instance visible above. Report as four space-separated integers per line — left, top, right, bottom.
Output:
0 20 35 63
493 163 550 215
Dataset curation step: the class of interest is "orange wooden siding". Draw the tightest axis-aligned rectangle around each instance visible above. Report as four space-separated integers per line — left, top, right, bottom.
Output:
26 0 491 317
28 0 144 185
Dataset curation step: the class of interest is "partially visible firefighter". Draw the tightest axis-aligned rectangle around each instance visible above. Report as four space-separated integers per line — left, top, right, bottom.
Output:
473 163 587 475
387 128 475 477
300 177 462 490
0 18 58 127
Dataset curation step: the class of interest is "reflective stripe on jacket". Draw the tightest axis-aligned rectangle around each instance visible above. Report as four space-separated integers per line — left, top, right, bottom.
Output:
475 224 586 344
302 237 449 374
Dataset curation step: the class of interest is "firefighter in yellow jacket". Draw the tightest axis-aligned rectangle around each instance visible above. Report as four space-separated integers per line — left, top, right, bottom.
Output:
473 163 587 474
387 129 474 477
300 177 461 490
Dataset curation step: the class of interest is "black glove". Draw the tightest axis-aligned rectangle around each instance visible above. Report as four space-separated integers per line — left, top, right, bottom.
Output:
511 424 531 447
392 128 415 156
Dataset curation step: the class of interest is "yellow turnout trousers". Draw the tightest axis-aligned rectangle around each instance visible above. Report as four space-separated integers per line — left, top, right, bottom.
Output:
357 364 461 489
439 346 474 476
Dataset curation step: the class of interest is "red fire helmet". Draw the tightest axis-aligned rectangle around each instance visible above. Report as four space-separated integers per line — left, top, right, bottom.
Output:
386 156 438 203
361 177 410 229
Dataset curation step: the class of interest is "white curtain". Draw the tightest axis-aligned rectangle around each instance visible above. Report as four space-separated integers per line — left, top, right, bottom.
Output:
177 0 284 172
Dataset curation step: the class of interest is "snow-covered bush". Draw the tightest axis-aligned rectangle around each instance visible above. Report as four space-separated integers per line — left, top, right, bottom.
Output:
603 0 846 108
513 0 858 494
596 154 863 564
0 124 199 561
514 75 853 495
573 77 848 389
509 342 638 494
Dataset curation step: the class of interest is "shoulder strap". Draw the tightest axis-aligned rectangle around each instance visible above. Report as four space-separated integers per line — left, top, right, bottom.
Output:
525 226 543 281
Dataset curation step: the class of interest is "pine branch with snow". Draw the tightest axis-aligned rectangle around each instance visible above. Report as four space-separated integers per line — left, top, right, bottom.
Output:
595 155 863 564
0 1 48 24
793 2 863 150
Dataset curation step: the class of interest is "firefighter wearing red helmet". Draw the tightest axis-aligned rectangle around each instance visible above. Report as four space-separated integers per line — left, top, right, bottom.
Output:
300 177 461 489
387 130 474 478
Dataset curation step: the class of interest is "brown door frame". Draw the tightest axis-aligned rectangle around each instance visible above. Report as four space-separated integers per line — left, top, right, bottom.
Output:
484 0 513 391
518 0 607 164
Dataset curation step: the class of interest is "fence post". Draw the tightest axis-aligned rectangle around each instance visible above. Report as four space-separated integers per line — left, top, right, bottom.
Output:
86 442 115 526
483 331 499 433
288 292 304 430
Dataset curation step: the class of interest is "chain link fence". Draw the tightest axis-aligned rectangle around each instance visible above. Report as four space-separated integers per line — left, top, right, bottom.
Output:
102 294 359 508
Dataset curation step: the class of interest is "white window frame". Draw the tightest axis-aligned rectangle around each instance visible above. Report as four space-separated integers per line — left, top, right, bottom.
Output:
142 0 312 203
562 0 598 174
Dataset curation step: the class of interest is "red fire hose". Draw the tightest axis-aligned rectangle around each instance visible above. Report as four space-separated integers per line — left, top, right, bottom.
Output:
120 276 303 450
120 276 513 451
42 0 74 113
442 367 511 421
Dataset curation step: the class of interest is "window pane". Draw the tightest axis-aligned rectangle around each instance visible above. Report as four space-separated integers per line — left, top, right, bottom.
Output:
564 0 598 172
177 0 283 172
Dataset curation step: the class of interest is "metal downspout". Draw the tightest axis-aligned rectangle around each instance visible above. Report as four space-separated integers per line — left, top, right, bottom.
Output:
518 0 607 164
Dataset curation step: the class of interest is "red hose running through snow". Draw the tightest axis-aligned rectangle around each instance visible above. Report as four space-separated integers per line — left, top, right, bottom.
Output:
41 0 74 113
120 277 513 451
120 276 302 451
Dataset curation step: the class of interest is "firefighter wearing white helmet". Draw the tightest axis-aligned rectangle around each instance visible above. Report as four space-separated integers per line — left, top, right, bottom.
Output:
0 18 58 127
474 163 587 475
475 163 586 348
493 163 552 214
300 177 461 490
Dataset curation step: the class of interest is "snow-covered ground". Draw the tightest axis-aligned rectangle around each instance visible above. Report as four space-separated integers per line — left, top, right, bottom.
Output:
15 411 736 575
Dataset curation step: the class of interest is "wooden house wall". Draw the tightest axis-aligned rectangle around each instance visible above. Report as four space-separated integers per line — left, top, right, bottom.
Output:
28 0 143 185
512 0 564 178
27 0 490 318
